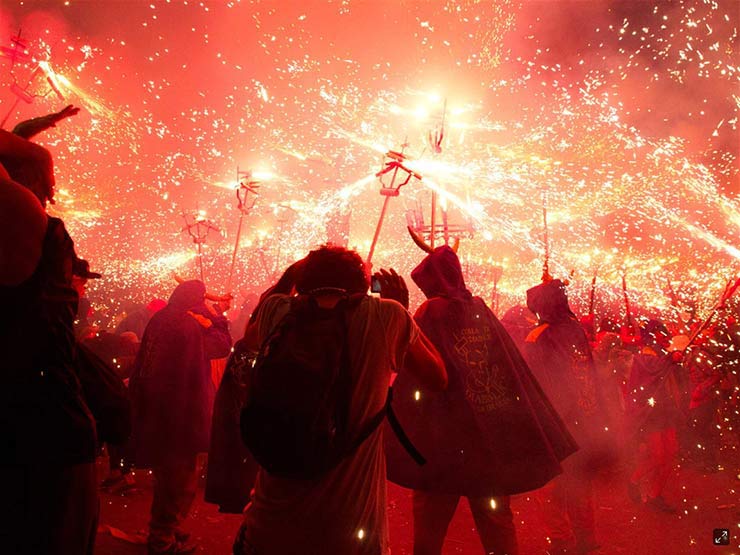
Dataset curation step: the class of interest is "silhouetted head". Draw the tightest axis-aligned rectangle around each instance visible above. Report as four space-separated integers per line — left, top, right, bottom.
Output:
0 153 55 207
410 245 470 300
526 279 574 323
640 319 670 351
295 245 369 295
168 280 206 310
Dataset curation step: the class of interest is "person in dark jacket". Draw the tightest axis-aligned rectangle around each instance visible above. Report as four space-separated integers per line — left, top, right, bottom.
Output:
386 237 577 555
0 129 99 555
130 280 231 555
523 279 612 555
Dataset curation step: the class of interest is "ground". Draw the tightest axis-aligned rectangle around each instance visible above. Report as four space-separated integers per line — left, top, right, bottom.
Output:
95 453 740 555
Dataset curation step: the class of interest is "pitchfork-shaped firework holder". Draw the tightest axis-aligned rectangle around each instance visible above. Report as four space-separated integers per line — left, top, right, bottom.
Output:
226 168 261 293
0 29 66 129
182 212 220 284
367 146 421 266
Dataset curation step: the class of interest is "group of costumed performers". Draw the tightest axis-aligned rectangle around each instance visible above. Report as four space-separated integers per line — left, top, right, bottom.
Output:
385 228 610 555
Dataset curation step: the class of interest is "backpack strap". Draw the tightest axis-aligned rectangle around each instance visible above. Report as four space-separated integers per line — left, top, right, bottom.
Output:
345 387 425 465
384 387 426 465
333 295 426 466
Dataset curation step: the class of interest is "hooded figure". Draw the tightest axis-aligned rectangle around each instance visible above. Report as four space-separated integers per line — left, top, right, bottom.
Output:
130 280 231 554
131 280 231 464
386 246 577 494
500 305 537 351
523 278 612 554
204 337 260 514
524 279 612 462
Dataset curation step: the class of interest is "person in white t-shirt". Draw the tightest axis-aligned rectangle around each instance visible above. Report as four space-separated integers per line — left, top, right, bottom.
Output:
233 245 447 555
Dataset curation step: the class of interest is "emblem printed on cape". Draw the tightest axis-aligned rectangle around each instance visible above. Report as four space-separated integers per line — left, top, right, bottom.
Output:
454 324 511 413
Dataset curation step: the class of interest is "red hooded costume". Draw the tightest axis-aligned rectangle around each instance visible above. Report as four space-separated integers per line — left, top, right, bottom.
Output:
130 280 232 467
385 246 577 496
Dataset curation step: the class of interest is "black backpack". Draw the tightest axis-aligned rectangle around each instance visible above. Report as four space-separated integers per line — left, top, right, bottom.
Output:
240 293 423 480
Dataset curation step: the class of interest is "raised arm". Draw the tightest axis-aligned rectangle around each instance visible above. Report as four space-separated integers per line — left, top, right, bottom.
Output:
12 105 80 140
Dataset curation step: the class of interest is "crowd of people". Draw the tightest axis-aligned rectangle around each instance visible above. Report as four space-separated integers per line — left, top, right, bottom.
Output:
1 109 739 555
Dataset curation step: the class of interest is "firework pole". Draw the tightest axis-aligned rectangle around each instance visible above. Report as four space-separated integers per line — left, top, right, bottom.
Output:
622 271 634 332
367 142 420 266
541 190 552 282
442 204 449 246
182 212 219 285
227 167 259 293
491 264 504 316
196 242 204 282
367 194 393 267
1 30 67 129
589 271 597 316
666 279 679 307
427 98 446 249
430 192 436 249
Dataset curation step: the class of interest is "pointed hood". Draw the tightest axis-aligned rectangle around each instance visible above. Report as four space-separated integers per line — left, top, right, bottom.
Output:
411 246 471 300
526 279 575 324
168 280 206 311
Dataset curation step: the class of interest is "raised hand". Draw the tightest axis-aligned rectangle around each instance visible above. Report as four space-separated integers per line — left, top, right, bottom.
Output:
12 105 81 140
372 267 409 310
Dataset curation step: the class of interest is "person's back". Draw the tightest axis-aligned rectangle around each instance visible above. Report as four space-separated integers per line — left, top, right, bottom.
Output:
0 215 97 462
241 294 415 553
0 131 98 555
234 246 445 555
523 280 599 440
386 243 575 555
130 280 232 554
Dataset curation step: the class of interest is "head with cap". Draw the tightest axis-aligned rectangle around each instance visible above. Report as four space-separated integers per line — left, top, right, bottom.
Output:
0 150 55 207
71 258 101 297
73 258 102 280
295 245 369 295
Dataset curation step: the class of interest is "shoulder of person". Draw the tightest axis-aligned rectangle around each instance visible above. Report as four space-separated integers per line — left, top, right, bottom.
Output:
373 296 413 318
261 293 292 314
0 178 47 285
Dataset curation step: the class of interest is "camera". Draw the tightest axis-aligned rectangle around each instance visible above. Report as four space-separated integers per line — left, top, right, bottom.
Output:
371 276 382 293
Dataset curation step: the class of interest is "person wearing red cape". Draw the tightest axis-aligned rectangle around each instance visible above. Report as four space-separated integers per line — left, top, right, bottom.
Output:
385 232 578 555
523 278 613 555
